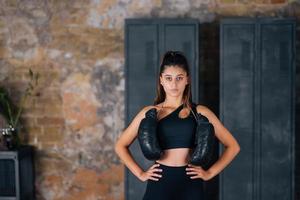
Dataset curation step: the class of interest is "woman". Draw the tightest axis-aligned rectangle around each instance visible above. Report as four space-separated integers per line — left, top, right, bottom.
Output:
115 51 240 200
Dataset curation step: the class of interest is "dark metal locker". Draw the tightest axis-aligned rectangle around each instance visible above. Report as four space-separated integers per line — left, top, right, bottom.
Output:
125 21 159 200
0 146 35 200
125 18 199 200
220 18 295 200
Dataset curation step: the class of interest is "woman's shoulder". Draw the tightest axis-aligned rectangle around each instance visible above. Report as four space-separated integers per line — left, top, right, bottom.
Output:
142 104 162 113
194 104 219 122
143 103 161 112
195 103 212 116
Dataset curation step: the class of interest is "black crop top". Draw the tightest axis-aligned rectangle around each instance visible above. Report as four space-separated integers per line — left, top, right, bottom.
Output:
157 104 197 150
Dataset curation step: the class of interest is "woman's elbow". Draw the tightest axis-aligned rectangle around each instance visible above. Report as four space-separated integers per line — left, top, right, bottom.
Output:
114 140 128 155
234 143 241 154
114 140 121 154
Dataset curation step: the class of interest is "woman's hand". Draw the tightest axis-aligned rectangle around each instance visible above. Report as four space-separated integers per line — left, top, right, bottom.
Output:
186 164 214 181
138 163 163 182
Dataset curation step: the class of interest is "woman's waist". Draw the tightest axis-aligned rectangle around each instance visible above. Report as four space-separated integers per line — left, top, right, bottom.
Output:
156 148 192 166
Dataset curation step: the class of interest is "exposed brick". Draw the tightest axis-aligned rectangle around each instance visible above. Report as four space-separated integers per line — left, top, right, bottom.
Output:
44 105 63 116
10 71 26 81
23 98 36 108
255 0 270 4
219 0 236 3
35 152 72 175
35 97 62 107
99 164 124 185
38 92 62 103
20 116 37 127
0 47 4 59
23 107 45 117
25 126 43 135
37 117 65 126
40 126 64 142
270 0 286 3
26 130 43 145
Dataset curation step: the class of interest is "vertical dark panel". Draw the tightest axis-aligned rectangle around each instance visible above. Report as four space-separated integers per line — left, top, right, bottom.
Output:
0 146 34 200
220 21 255 200
0 159 16 196
220 18 295 200
125 19 199 200
164 23 199 102
125 22 159 200
260 22 294 200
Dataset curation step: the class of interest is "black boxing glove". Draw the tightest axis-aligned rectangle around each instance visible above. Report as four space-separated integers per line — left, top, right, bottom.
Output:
137 108 163 160
189 107 215 167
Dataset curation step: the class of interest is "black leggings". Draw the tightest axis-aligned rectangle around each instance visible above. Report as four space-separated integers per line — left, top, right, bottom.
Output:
142 161 205 200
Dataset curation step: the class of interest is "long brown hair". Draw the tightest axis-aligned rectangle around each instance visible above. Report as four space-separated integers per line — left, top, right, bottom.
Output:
153 50 195 112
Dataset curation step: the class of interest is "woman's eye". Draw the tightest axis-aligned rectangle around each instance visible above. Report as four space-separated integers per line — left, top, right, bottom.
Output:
166 77 172 81
176 77 183 81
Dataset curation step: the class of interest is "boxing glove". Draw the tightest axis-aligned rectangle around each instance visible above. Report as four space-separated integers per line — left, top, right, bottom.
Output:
137 108 163 160
189 106 215 167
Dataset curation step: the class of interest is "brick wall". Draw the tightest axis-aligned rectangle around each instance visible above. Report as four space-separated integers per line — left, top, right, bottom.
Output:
0 0 299 199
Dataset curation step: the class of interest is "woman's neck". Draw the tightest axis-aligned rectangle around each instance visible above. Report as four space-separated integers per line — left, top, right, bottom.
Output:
163 97 183 107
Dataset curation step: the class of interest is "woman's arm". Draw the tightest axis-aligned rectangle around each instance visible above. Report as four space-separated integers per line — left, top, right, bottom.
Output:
115 106 161 181
197 105 240 178
114 106 152 180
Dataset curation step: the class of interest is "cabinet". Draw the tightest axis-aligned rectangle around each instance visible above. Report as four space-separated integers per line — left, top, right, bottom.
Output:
0 145 35 200
125 18 199 200
220 18 295 200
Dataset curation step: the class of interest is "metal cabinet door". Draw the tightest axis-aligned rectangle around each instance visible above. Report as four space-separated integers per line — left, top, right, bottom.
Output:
125 18 199 200
259 19 295 200
220 19 256 200
220 18 295 200
125 21 159 200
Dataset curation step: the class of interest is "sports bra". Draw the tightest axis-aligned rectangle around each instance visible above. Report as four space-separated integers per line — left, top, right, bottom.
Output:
157 103 197 150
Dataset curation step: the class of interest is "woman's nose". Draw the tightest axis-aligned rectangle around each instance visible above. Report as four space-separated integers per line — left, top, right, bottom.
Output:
171 79 177 87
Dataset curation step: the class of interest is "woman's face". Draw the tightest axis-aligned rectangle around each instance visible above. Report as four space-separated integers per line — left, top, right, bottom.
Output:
160 65 189 97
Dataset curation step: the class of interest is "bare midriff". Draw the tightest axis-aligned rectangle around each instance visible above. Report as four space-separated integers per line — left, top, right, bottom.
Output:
156 148 193 166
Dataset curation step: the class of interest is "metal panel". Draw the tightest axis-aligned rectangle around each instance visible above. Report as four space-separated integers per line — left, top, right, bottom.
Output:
0 159 16 198
125 21 159 200
259 21 295 200
220 20 256 200
220 18 295 200
125 18 199 200
0 146 34 200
